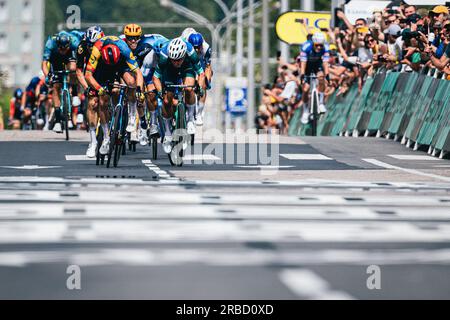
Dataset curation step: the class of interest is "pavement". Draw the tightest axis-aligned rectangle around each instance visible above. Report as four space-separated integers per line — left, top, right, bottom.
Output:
0 129 449 299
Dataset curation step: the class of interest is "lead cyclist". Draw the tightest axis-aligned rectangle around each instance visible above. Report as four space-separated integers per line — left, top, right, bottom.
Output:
152 37 205 154
299 32 331 124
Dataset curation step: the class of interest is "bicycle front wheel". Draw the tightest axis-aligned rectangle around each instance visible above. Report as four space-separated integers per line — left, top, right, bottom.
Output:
62 91 71 141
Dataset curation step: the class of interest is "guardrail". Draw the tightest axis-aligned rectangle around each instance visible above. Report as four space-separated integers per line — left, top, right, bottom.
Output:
289 70 450 158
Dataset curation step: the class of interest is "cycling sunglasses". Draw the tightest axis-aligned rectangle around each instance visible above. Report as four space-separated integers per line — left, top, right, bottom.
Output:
126 36 140 42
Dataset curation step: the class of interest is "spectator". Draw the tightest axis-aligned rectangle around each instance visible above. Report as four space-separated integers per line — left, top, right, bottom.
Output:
265 3 450 135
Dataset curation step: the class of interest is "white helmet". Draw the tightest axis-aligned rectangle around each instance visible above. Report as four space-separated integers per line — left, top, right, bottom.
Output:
168 38 187 60
181 27 196 41
85 25 104 44
312 32 326 45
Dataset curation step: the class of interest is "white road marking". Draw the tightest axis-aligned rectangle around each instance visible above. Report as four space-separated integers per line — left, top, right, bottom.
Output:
65 155 97 161
184 155 221 161
142 160 178 181
279 269 354 300
281 154 333 160
0 165 61 170
1 176 450 190
0 220 449 243
388 155 440 161
2 248 450 267
362 158 450 182
1 203 449 221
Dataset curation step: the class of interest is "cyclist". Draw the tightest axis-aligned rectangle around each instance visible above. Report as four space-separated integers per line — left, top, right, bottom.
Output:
299 32 330 124
9 89 23 130
20 76 42 129
42 31 80 133
186 32 212 126
120 24 169 145
181 27 197 41
152 37 205 154
85 35 145 156
138 35 169 145
75 26 105 157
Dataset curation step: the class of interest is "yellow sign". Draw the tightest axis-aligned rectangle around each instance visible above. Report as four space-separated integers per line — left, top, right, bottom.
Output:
275 11 331 45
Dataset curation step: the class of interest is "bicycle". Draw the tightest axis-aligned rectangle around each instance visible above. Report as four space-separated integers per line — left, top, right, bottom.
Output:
304 73 320 136
95 83 132 168
144 90 165 160
165 84 196 167
52 70 75 141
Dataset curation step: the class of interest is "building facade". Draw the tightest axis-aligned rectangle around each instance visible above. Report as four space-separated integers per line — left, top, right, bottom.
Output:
0 0 44 88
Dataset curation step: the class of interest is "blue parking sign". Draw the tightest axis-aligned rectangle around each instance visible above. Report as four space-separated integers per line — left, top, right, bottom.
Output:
225 77 247 114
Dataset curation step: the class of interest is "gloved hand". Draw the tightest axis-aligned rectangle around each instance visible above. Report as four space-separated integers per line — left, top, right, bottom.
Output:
136 87 145 103
98 87 107 96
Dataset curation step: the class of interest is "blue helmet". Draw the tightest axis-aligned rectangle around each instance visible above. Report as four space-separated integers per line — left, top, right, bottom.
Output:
14 88 23 99
188 32 203 48
56 32 71 48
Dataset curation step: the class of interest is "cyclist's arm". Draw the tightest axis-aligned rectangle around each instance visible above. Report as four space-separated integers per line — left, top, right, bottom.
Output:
20 93 26 110
35 83 42 104
300 61 307 77
76 68 89 90
205 64 213 82
85 70 101 91
152 66 163 94
42 60 50 78
134 68 144 92
76 45 89 90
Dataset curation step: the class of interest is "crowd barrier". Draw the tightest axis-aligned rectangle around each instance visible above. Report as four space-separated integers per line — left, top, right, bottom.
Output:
289 70 450 158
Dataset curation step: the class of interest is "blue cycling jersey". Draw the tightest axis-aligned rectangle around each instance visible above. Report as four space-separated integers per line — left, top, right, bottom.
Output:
119 34 169 67
300 40 330 64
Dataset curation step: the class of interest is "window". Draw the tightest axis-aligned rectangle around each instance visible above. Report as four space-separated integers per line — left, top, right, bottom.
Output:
22 31 31 52
0 1 8 22
22 64 31 87
22 0 32 22
0 33 7 53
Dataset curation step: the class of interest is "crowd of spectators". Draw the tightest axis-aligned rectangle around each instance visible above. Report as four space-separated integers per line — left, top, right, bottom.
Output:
256 2 450 134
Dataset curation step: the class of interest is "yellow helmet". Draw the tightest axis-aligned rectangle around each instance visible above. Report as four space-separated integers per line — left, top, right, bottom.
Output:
123 24 142 37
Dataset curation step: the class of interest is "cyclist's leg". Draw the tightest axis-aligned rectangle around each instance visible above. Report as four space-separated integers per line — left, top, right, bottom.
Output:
182 68 196 134
85 90 99 157
145 82 159 136
122 71 138 135
197 65 212 125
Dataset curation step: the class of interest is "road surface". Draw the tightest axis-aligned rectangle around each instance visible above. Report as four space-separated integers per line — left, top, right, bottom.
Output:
0 130 449 299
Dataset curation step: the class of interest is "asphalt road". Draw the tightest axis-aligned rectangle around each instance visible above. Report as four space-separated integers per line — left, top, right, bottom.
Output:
0 130 449 299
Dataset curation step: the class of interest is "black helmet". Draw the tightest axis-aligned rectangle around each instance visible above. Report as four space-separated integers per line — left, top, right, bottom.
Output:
14 88 23 99
56 33 71 49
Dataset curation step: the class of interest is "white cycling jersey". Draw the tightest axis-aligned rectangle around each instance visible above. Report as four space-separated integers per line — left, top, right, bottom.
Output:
141 49 158 78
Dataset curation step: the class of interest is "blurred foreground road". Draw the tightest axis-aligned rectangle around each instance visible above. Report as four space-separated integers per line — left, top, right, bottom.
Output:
0 130 449 299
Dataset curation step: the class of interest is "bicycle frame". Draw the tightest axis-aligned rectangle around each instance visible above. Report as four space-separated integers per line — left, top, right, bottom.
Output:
53 70 73 140
307 74 320 136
